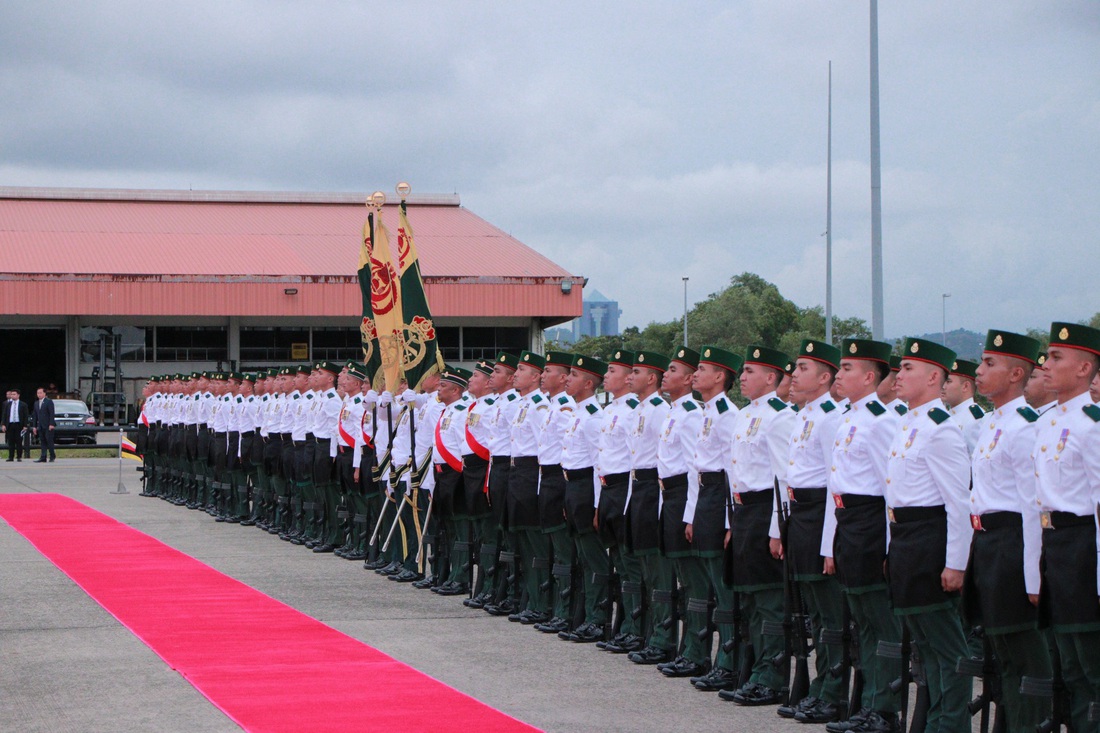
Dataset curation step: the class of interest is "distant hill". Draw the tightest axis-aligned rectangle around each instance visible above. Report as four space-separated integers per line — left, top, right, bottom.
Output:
890 329 984 361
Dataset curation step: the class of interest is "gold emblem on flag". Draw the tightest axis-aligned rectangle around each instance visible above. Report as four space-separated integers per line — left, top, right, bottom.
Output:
1059 327 1069 340
993 334 1003 347
911 342 920 354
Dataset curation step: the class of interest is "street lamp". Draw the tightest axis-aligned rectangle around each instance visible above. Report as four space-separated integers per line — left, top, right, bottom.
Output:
941 293 951 346
682 277 689 346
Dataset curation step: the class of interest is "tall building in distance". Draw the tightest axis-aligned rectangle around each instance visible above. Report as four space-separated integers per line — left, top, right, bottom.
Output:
573 289 621 341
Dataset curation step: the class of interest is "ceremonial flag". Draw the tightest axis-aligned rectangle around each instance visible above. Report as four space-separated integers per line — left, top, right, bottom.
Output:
396 200 444 391
356 215 383 387
120 436 142 462
369 209 405 393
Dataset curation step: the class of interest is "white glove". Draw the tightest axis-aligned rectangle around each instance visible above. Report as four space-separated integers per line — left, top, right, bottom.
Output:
379 391 394 406
400 389 418 405
364 389 379 405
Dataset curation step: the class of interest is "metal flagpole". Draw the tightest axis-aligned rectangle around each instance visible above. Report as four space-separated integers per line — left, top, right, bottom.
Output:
869 0 885 340
112 427 129 494
826 60 834 345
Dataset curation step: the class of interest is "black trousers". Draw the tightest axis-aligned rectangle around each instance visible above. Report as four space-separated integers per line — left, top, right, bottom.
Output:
38 426 56 459
5 423 27 459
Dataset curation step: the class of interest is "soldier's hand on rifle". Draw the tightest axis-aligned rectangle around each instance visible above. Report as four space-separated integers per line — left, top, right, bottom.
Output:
822 557 836 575
684 523 693 542
941 568 964 593
770 537 784 560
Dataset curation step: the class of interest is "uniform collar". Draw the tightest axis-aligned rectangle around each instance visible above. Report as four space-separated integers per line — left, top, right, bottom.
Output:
612 392 637 406
907 397 946 418
994 394 1028 416
949 397 975 414
750 390 778 408
671 393 694 408
1055 390 1093 412
804 391 832 412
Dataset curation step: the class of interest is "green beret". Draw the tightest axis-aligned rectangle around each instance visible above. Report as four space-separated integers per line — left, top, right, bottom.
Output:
278 367 294 376
1036 352 1047 367
699 345 743 373
744 344 791 373
347 362 370 381
950 359 978 380
545 351 574 368
609 350 635 368
889 355 902 372
296 365 312 375
228 371 244 382
634 350 670 371
571 354 608 378
841 339 893 365
441 366 472 388
901 337 956 373
783 359 795 376
1048 321 1100 358
495 352 520 370
266 368 279 378
473 359 494 376
798 339 841 370
519 351 546 370
241 373 257 383
983 330 1040 365
316 360 339 375
670 346 700 370
190 371 202 379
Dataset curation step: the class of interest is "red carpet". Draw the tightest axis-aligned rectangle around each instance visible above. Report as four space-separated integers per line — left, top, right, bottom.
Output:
0 494 540 733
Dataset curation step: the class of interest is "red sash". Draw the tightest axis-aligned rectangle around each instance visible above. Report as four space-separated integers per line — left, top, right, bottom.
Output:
435 415 463 472
338 420 356 448
465 406 490 461
360 411 374 449
141 409 150 427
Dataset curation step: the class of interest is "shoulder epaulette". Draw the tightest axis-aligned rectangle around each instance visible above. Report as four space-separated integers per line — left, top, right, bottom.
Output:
485 397 496 406
353 396 361 404
506 393 518 402
767 397 787 412
305 393 314 400
454 403 467 412
1083 404 1100 423
531 394 543 404
894 404 908 415
650 396 664 407
866 401 886 416
716 398 729 414
791 404 801 413
969 404 985 420
558 395 570 405
292 393 300 400
626 398 639 409
821 400 835 413
1016 406 1038 423
236 396 243 403
683 400 698 412
585 403 599 415
928 408 951 425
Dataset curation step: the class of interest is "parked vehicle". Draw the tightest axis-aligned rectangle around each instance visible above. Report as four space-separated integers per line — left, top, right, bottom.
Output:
29 399 99 445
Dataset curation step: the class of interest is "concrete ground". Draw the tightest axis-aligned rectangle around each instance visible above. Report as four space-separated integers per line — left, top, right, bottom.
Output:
1 458 951 733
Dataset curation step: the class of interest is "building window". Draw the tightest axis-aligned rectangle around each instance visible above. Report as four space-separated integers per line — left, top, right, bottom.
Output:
437 327 460 362
80 325 153 363
156 326 227 362
311 327 361 362
460 326 528 361
240 327 308 363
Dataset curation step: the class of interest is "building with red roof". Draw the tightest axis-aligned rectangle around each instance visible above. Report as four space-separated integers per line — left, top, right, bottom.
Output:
0 187 582 417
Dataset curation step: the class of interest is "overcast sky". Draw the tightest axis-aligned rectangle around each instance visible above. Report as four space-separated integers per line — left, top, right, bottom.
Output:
2 1 1097 338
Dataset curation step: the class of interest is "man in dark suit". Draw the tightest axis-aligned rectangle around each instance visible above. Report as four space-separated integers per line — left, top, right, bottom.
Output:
32 388 56 463
3 389 31 461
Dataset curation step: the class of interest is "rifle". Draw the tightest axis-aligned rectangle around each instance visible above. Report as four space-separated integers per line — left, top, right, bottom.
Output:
956 627 1005 733
772 479 811 708
414 489 435 567
1026 640 1069 733
824 600 860 720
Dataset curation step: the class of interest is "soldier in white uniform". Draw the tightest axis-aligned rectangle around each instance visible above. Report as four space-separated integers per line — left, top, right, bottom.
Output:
1032 322 1100 733
557 354 609 643
722 345 798 707
622 350 673 663
310 362 343 553
460 360 498 605
886 338 973 733
483 353 523 615
684 345 742 693
427 367 473 594
777 340 848 724
966 330 1051 733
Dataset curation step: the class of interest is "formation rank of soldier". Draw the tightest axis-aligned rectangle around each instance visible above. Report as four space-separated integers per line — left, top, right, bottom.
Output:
135 321 1100 733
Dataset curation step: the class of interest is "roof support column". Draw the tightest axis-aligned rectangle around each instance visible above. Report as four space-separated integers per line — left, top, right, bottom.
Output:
65 316 80 394
228 317 240 370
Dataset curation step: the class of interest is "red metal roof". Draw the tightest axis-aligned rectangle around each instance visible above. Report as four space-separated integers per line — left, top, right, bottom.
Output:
0 188 582 321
